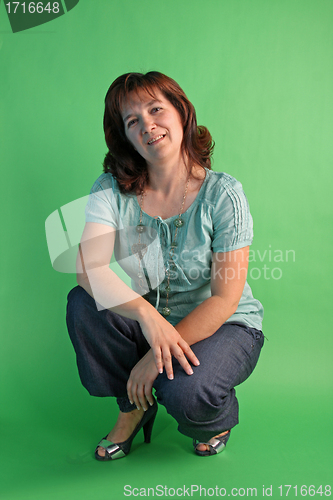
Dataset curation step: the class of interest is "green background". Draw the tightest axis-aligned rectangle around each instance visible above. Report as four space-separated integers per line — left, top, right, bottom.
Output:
1 0 332 499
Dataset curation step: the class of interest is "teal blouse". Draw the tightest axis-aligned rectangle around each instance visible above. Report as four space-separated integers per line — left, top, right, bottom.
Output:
85 168 264 330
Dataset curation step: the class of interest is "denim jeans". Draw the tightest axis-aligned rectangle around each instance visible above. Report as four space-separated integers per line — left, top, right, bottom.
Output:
66 285 264 442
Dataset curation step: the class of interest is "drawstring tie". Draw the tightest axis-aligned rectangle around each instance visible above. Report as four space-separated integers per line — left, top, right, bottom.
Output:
153 216 190 311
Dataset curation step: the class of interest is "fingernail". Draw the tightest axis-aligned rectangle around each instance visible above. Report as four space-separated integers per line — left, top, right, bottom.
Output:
159 369 163 374
168 375 174 380
149 401 154 406
136 406 140 410
188 369 194 375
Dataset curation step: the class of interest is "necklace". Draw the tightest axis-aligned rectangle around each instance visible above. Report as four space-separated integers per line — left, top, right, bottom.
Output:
135 177 190 317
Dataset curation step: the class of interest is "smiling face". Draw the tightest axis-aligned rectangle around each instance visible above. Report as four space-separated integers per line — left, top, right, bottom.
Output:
121 88 184 168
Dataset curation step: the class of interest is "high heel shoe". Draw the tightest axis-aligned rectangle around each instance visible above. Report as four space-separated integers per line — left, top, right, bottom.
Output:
193 430 231 457
94 400 158 461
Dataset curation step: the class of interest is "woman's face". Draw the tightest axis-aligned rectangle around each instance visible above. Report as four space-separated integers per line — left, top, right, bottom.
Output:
121 89 184 167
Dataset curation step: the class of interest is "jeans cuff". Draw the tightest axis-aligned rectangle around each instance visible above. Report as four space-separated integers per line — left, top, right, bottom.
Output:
117 396 137 413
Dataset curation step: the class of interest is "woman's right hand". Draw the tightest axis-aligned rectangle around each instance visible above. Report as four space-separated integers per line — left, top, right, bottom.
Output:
127 349 159 410
138 308 200 380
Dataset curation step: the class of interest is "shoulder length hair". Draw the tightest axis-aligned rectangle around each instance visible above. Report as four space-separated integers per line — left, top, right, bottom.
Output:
103 71 214 193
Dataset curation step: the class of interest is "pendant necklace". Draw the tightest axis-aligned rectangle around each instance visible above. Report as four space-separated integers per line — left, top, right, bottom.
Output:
135 176 190 317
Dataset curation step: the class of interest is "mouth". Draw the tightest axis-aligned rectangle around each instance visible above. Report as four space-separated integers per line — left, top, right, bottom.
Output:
147 134 166 145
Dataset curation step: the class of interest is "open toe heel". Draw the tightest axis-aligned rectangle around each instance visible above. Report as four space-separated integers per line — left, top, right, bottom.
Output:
193 430 231 457
95 400 158 461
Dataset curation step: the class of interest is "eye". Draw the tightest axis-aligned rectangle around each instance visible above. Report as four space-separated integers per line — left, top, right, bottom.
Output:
127 118 137 128
151 107 161 113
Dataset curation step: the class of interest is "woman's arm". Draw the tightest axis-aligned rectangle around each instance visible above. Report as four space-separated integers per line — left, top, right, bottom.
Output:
126 246 249 410
175 247 249 345
76 222 199 379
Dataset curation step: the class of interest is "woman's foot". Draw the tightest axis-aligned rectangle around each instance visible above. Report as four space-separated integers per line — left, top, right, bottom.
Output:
96 408 145 458
193 430 230 457
195 430 229 453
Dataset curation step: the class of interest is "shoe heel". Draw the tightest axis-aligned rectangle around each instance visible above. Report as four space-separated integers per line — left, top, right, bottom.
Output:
143 412 157 443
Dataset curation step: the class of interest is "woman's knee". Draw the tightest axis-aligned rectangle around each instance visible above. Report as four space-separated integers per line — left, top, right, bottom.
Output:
66 286 99 344
66 286 94 321
154 370 230 424
67 284 89 305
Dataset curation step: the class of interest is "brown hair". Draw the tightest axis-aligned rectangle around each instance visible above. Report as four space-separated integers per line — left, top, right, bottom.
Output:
103 71 214 193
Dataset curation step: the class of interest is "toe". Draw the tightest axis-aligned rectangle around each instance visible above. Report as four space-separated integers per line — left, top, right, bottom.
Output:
196 443 209 452
97 446 105 457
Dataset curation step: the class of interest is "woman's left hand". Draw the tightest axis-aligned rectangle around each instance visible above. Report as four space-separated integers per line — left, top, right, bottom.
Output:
127 349 159 411
138 307 199 380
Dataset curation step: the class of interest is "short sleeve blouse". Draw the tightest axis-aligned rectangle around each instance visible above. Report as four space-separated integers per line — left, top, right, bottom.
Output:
85 168 264 329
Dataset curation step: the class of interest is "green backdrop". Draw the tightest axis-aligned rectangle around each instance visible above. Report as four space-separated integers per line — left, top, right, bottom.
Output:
1 1 332 499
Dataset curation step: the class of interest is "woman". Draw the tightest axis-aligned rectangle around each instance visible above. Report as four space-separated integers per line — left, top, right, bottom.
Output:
66 71 264 460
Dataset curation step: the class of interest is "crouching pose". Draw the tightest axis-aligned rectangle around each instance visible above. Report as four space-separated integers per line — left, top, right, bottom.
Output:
66 71 264 460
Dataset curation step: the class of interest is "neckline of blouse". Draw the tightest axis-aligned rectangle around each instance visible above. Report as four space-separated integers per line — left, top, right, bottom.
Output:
133 167 210 223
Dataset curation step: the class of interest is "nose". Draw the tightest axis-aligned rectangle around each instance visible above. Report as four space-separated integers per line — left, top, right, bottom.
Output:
141 114 156 135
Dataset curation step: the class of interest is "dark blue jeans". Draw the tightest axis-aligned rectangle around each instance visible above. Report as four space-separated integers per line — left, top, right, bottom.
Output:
66 285 264 442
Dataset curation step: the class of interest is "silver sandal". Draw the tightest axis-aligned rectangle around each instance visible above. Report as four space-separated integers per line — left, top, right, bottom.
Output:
193 430 231 456
95 401 158 461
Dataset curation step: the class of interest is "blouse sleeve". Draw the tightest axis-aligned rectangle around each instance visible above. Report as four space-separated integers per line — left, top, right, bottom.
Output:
85 174 123 229
211 177 253 253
